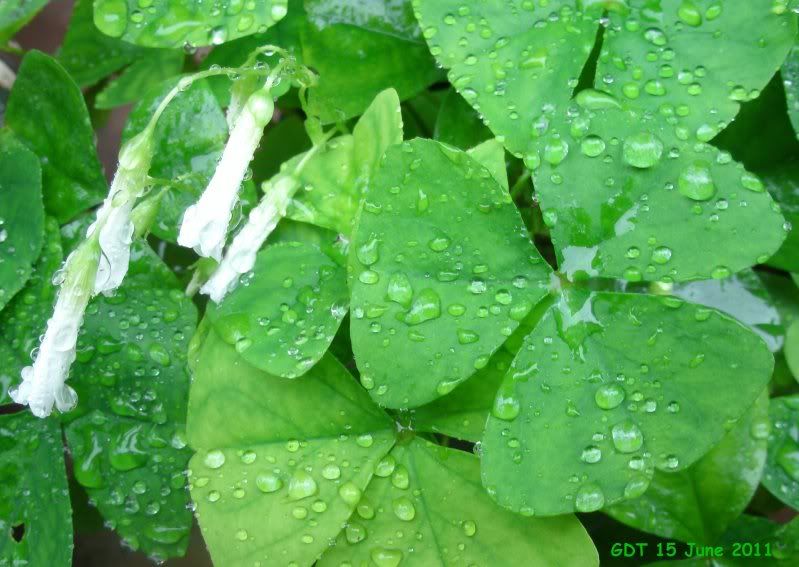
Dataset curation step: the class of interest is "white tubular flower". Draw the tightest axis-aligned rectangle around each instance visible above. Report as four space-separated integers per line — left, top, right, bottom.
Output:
201 174 299 303
10 244 98 417
88 129 153 295
178 88 276 260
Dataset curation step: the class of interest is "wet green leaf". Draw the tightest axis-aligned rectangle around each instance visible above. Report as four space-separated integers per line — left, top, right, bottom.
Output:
206 242 348 378
319 439 598 567
0 218 60 399
93 0 289 48
762 395 799 510
58 0 146 87
785 44 799 138
187 330 395 567
6 51 107 222
350 138 552 409
95 49 184 109
672 269 784 352
606 390 770 544
412 348 514 443
0 132 44 313
482 290 773 516
302 1 439 123
63 251 198 559
288 88 404 235
467 138 508 191
0 412 73 566
414 1 797 281
764 161 799 271
0 0 49 43
122 77 230 242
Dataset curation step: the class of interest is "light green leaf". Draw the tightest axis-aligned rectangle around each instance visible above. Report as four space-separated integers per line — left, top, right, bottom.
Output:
287 88 404 235
349 138 552 409
434 87 492 150
6 50 107 222
411 348 514 443
63 252 198 559
0 412 73 566
95 49 184 109
414 1 797 282
0 0 49 43
0 132 44 313
764 161 799 271
762 394 799 510
672 269 783 352
606 390 770 545
467 138 508 191
785 44 799 138
93 0 289 48
206 242 348 378
319 439 598 567
482 290 773 516
122 77 230 242
58 0 145 87
785 319 799 382
187 330 395 567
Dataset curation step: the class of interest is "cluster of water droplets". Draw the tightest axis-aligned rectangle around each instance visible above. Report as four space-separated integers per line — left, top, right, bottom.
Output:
94 0 289 46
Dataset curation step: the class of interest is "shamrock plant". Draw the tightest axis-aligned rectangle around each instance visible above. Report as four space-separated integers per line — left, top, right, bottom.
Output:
2 1 799 566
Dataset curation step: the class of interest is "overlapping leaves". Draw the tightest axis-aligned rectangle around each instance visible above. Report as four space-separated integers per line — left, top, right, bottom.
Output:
187 326 598 566
414 0 797 281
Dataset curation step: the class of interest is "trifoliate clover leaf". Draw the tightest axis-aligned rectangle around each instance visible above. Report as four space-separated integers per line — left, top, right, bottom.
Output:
187 325 598 566
414 0 797 281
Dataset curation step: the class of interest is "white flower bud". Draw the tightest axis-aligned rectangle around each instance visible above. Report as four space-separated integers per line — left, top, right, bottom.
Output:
178 89 275 260
201 175 298 302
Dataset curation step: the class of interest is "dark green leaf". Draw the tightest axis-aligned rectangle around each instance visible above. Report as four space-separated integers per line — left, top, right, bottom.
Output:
187 329 395 566
435 87 492 149
764 161 799 271
92 0 289 48
0 217 61 401
58 0 145 87
95 49 184 109
0 131 44 312
762 394 799 510
482 291 773 516
0 412 73 566
349 139 552 409
319 439 599 566
415 1 796 282
606 390 770 544
122 77 230 242
0 0 49 43
206 242 348 378
785 44 799 137
63 251 198 559
6 50 107 222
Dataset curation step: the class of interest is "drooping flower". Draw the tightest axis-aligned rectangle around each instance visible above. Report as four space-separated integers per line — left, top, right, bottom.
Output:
178 88 276 260
201 174 299 302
